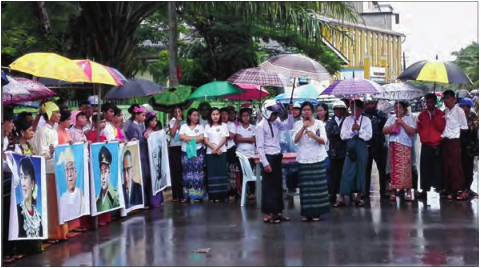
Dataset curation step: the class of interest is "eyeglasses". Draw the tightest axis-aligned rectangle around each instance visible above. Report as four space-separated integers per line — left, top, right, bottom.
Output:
123 167 133 173
65 166 76 176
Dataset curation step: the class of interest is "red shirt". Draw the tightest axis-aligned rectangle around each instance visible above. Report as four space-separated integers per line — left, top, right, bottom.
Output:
417 108 446 146
86 131 107 142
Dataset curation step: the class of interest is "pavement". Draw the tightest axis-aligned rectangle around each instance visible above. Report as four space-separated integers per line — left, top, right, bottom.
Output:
5 147 479 266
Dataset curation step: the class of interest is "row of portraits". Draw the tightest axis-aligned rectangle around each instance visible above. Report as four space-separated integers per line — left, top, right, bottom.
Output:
5 130 171 241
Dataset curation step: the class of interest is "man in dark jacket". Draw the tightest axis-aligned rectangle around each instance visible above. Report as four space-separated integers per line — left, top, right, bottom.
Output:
362 95 388 198
326 101 348 203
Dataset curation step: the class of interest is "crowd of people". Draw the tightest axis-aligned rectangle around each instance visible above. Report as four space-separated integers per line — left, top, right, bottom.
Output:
1 88 479 261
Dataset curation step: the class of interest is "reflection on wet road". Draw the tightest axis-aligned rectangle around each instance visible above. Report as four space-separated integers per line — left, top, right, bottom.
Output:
6 190 478 266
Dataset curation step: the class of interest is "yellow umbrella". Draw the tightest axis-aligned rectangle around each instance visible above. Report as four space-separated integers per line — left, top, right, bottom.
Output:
73 59 123 86
9 52 91 83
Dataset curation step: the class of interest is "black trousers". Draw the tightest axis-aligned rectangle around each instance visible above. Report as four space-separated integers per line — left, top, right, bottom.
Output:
329 158 345 195
420 145 443 192
365 146 388 196
461 147 475 190
168 146 183 200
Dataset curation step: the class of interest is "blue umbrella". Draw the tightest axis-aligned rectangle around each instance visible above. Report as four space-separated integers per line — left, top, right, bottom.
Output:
274 83 320 105
1 70 9 86
104 79 165 100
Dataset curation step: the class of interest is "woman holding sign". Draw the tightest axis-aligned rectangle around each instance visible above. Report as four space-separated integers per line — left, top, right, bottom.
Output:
179 108 206 203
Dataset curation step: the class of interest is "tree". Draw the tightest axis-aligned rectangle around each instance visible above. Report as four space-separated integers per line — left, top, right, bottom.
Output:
452 42 479 89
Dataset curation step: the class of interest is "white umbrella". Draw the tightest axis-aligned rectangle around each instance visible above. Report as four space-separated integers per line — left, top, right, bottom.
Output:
373 82 427 101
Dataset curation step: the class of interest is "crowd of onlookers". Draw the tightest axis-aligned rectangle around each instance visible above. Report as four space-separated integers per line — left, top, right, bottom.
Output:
1 88 479 260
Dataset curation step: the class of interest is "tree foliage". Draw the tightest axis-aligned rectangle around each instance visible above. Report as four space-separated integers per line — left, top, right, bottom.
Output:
452 42 479 89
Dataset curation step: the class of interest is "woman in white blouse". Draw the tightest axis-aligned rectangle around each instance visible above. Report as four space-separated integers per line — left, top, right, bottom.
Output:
335 99 372 207
179 108 206 203
382 101 416 201
293 102 330 221
203 108 229 203
235 108 257 199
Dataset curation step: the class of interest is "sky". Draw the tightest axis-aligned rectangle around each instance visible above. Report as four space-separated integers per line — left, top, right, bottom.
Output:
381 1 478 66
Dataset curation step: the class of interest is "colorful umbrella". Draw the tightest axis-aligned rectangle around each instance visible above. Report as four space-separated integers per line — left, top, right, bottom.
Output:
9 53 90 83
73 60 124 86
373 82 428 101
225 84 269 100
150 85 195 113
2 77 55 104
321 78 385 97
187 81 245 100
275 83 320 103
104 79 165 100
397 58 472 85
227 67 287 87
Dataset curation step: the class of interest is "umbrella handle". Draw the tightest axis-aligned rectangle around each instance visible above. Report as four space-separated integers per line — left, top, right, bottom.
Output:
289 77 296 104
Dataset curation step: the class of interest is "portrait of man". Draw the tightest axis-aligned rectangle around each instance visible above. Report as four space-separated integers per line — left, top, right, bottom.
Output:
96 146 120 212
57 147 87 223
122 150 142 208
152 146 166 193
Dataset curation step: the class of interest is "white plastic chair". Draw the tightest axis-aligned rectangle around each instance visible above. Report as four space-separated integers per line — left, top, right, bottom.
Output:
236 151 261 206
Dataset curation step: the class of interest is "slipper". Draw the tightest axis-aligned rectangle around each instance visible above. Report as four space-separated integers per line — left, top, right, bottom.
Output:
312 218 322 221
98 222 107 226
355 200 364 207
301 217 312 222
277 215 290 221
333 202 346 207
3 256 15 263
66 232 80 238
390 195 396 201
263 217 280 224
47 240 59 244
194 200 201 203
73 227 88 232
181 199 190 203
405 195 412 201
214 200 221 203
172 199 178 202
13 254 25 260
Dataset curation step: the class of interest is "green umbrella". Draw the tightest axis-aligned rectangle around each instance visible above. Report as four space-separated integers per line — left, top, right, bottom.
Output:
153 85 192 105
149 85 195 113
187 81 245 100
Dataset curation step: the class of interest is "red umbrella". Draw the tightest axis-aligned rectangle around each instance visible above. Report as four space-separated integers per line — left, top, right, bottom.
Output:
2 77 55 104
225 84 269 100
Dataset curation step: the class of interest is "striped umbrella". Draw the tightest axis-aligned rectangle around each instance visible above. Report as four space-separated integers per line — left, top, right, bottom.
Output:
227 67 288 87
259 54 331 82
73 60 124 86
397 58 472 86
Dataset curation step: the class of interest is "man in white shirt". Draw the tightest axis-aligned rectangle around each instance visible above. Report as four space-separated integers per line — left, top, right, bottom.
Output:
198 102 211 127
441 90 468 200
256 100 293 224
57 147 87 223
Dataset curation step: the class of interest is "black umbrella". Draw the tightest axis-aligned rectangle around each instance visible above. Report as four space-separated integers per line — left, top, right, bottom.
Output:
104 79 165 100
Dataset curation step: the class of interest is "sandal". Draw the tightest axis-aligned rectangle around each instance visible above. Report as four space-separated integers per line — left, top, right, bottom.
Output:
333 202 346 207
277 215 290 221
312 218 322 221
181 199 190 203
172 199 178 202
390 195 396 201
3 256 15 263
66 232 80 238
194 199 201 203
354 200 364 207
229 196 235 201
456 192 469 200
263 217 280 224
447 194 453 200
214 200 221 203
405 194 412 201
13 254 25 260
301 217 312 222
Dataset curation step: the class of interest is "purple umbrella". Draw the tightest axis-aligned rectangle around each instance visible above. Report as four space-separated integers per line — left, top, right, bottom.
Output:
321 78 385 97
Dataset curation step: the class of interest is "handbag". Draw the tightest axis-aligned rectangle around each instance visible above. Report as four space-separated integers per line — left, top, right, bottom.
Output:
186 138 197 159
347 116 363 161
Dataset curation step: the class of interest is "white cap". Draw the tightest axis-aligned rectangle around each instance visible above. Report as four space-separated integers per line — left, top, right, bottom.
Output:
142 104 154 113
293 102 301 109
88 96 99 105
332 100 347 109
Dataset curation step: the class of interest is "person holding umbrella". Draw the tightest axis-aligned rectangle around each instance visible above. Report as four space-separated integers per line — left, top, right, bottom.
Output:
334 99 372 207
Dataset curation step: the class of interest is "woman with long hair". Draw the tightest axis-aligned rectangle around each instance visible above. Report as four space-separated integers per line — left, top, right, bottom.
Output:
316 103 329 122
112 106 125 141
122 104 141 135
126 106 163 208
383 101 416 201
179 108 206 203
221 108 238 201
316 103 332 202
168 107 185 202
204 108 229 203
293 102 330 221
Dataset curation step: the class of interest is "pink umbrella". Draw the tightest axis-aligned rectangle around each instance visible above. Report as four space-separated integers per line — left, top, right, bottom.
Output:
10 77 55 103
225 83 269 100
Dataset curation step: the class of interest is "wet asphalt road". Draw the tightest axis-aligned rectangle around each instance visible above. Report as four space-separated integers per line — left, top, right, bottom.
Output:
6 189 479 266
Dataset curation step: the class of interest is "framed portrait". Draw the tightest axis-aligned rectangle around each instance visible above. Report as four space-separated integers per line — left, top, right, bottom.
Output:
54 143 90 224
147 130 171 195
89 142 123 216
119 141 145 217
5 152 48 241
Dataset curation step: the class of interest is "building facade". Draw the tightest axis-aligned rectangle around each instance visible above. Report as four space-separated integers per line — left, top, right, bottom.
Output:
321 1 405 84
